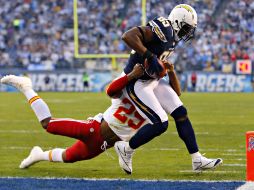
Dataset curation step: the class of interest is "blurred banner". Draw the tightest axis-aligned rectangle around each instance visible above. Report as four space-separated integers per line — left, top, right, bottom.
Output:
1 71 253 92
0 72 112 92
186 72 253 92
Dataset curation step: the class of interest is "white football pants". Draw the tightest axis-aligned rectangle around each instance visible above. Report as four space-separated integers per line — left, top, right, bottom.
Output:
126 78 183 124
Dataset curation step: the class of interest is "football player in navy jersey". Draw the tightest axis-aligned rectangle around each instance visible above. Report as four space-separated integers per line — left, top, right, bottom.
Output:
113 4 222 173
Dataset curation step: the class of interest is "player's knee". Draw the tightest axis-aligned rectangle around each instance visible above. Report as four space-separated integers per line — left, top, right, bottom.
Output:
161 120 168 133
171 106 188 121
155 120 168 135
40 117 51 129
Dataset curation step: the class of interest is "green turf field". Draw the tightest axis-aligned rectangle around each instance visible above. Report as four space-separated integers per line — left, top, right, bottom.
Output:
0 92 252 180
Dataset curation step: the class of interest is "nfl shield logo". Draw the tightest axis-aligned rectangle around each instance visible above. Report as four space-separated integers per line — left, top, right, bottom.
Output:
248 136 254 151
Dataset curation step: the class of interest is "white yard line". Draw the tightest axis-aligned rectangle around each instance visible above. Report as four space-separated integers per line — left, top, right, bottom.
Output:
149 148 180 151
0 119 35 123
0 130 42 134
225 158 245 161
144 148 243 152
171 132 209 135
223 164 245 167
199 148 241 152
222 153 245 156
1 146 33 150
0 146 54 150
179 170 243 174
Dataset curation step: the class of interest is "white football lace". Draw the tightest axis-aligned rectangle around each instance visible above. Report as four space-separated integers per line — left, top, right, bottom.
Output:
101 141 115 159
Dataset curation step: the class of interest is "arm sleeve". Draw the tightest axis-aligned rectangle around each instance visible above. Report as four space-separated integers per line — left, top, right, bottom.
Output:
106 75 129 97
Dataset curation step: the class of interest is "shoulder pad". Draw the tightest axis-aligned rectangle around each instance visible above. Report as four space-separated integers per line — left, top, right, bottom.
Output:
148 17 174 43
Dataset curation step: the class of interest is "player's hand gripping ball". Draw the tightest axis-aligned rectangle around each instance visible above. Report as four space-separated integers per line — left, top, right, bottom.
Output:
144 58 167 79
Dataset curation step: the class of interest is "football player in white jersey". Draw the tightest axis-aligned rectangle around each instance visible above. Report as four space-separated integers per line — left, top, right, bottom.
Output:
0 64 144 172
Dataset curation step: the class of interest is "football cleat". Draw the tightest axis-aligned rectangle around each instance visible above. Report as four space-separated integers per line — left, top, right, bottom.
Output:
19 146 43 169
114 141 134 174
1 75 32 93
192 155 223 172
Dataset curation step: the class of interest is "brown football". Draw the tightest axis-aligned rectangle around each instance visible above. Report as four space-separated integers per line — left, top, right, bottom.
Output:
144 58 167 78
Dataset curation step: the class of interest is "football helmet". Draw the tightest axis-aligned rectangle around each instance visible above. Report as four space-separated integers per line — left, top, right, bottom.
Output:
168 4 197 42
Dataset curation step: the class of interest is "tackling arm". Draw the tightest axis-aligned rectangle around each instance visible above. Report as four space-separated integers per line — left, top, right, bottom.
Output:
106 64 144 98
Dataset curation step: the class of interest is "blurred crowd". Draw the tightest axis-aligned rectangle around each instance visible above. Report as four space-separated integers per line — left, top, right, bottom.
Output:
183 0 254 72
0 0 74 69
0 0 253 72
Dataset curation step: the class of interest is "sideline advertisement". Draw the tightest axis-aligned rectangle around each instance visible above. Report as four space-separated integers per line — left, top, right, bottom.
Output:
1 72 253 92
0 72 112 92
186 72 253 92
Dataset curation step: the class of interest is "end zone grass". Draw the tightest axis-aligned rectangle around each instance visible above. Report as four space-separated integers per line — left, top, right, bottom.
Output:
0 92 252 180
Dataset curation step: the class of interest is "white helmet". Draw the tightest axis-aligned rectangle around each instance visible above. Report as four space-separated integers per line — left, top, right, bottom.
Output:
168 4 197 42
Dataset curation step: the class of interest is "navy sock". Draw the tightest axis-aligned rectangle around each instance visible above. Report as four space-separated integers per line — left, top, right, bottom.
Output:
175 118 199 154
129 121 168 149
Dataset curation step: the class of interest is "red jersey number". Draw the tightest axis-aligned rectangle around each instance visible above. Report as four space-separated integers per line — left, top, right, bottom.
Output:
113 98 145 129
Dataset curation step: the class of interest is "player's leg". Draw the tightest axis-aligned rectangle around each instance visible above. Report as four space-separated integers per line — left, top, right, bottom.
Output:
115 80 168 174
155 79 222 171
20 126 107 168
0 75 51 129
20 142 94 169
126 79 169 149
46 118 101 139
154 79 199 154
54 119 119 162
171 106 222 171
65 139 105 163
19 146 66 169
20 120 118 168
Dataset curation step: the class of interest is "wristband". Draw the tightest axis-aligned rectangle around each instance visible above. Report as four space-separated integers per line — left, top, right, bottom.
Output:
142 50 153 60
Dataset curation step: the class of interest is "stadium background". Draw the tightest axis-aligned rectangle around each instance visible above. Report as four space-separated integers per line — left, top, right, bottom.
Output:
0 0 254 189
0 0 253 93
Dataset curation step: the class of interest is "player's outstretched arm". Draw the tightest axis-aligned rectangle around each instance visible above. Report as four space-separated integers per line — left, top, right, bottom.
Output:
106 64 144 98
163 61 181 96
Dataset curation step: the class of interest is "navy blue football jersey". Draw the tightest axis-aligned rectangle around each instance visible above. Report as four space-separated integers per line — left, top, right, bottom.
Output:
124 16 177 80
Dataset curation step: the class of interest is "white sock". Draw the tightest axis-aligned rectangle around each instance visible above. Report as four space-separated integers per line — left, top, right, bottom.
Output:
26 89 51 122
24 89 38 101
191 152 202 160
41 148 65 162
30 99 51 122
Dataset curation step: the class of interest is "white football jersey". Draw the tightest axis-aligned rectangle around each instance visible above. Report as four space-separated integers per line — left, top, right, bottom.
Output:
103 89 148 141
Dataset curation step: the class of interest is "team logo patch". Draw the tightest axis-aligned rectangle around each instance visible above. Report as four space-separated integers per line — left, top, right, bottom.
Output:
176 4 194 19
248 136 254 151
176 4 193 13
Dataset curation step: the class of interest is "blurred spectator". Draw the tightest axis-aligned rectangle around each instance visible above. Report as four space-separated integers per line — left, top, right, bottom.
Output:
191 72 197 92
82 72 90 92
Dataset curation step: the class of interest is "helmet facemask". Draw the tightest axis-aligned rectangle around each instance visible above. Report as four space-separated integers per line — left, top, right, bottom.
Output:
175 21 196 42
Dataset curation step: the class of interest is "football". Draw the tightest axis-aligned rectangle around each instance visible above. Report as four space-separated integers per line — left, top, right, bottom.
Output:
144 58 167 78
